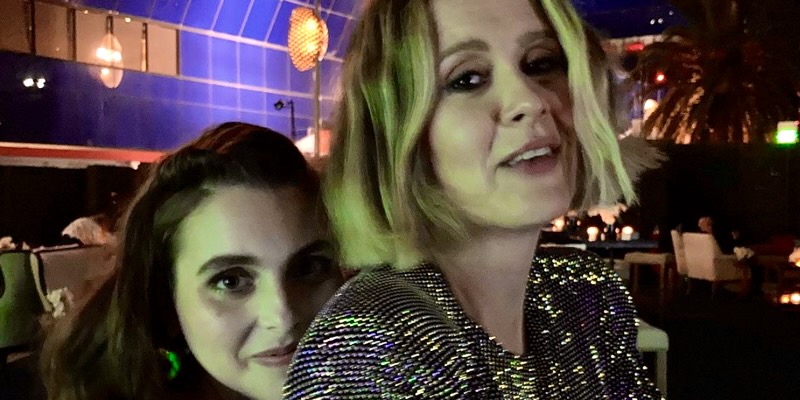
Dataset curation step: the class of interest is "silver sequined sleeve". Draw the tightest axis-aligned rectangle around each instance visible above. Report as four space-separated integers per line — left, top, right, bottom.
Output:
284 250 663 399
591 253 664 399
283 271 477 399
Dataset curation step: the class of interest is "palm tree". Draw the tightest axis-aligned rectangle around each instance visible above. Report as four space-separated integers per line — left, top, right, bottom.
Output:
633 0 800 143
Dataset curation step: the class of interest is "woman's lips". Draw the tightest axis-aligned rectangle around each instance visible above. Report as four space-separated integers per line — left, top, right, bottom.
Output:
250 342 298 366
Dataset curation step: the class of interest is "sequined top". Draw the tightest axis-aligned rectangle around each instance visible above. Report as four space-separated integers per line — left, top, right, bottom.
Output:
284 248 662 399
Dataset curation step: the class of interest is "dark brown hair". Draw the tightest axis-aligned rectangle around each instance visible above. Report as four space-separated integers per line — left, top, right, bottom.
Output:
40 122 319 400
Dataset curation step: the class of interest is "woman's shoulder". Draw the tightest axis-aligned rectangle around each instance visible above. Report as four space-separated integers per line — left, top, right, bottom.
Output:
536 246 615 276
302 266 455 340
535 247 630 302
285 267 473 399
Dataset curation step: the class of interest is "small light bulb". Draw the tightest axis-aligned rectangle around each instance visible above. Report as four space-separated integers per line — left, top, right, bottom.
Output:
96 47 109 61
305 19 319 32
23 78 34 87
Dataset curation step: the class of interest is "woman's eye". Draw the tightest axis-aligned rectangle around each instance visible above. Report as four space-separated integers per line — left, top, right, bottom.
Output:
522 56 566 76
209 268 255 294
288 255 334 280
446 71 487 92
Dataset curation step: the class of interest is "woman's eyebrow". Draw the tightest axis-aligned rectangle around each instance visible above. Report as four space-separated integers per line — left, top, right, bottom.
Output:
516 30 557 48
197 254 259 276
440 38 489 61
291 239 330 257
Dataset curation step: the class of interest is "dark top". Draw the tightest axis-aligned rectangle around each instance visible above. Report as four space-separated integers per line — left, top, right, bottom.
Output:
0 354 45 400
284 248 662 399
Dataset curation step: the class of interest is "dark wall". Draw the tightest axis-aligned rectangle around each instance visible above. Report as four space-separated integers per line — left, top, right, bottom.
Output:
630 142 800 244
0 165 145 246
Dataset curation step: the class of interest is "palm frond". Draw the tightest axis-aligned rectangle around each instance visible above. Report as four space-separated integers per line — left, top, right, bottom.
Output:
632 0 800 144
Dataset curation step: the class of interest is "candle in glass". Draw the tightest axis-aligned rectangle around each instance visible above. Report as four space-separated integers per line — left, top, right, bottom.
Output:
621 226 634 241
587 226 599 242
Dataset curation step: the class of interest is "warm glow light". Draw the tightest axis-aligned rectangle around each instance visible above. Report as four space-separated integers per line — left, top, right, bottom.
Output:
287 7 329 72
305 18 319 31
96 33 124 88
587 226 599 242
553 217 565 232
655 72 666 83
96 47 109 61
792 293 800 305
22 78 34 87
621 226 634 241
96 47 122 63
295 128 331 156
781 294 790 304
124 17 131 23
626 42 645 52
644 99 659 111
36 78 45 89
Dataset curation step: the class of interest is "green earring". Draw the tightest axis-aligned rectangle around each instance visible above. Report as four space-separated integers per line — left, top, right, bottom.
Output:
159 348 182 381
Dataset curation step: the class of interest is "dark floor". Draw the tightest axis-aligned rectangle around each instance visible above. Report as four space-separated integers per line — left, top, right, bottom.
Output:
633 273 800 400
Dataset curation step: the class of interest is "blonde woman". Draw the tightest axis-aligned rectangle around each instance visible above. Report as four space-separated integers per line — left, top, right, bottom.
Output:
284 0 662 398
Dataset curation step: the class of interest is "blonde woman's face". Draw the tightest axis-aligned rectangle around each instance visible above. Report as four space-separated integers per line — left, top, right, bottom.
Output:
429 0 574 229
172 186 342 400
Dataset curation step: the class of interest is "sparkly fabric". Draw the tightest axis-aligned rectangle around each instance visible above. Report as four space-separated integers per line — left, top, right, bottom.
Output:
284 248 663 399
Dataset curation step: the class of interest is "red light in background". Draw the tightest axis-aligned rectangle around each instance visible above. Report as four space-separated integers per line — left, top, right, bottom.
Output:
626 42 645 52
655 72 666 84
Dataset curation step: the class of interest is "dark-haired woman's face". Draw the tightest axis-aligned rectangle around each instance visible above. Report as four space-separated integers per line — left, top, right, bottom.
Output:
172 186 342 400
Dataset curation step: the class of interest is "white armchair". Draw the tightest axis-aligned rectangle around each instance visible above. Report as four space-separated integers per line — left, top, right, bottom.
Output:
670 230 688 277
682 232 744 297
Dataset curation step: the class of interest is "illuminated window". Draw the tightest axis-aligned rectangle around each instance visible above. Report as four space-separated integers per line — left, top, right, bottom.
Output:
114 16 144 71
75 10 108 66
34 2 71 61
0 0 30 53
23 2 181 78
147 24 178 76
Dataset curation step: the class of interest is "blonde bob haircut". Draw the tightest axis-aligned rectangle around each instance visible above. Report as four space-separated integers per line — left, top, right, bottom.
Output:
325 0 639 270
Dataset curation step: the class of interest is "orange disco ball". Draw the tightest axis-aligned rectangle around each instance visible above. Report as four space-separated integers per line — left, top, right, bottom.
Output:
288 7 328 72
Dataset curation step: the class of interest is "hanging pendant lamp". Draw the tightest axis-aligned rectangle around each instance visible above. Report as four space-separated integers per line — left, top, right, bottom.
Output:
286 3 328 157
